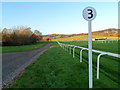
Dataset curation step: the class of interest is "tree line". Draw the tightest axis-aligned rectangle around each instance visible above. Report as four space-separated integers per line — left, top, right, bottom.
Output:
0 26 42 46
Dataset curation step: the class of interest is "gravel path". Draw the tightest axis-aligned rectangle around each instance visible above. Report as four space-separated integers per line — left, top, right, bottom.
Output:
2 43 52 88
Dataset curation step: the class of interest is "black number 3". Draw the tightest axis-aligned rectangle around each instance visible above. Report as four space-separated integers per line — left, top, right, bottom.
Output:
87 9 93 19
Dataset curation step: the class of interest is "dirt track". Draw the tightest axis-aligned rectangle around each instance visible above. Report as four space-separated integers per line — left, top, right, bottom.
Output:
2 43 52 88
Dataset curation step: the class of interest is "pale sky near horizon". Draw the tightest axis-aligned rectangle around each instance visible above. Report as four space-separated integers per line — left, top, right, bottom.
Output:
2 2 118 35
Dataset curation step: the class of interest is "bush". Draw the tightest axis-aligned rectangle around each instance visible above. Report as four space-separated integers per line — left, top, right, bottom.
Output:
1 26 42 46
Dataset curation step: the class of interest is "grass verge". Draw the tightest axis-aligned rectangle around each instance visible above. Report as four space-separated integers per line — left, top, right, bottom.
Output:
1 41 50 53
11 43 118 88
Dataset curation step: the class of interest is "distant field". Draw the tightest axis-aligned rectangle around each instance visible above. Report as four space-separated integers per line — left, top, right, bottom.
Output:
11 43 119 88
43 28 119 41
1 41 51 53
50 35 118 41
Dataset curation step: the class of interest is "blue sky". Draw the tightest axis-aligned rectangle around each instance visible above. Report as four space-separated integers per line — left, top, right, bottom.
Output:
2 2 118 35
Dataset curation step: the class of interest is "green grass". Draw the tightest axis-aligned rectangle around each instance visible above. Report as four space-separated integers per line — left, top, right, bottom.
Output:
1 41 51 53
11 43 119 88
61 41 120 87
74 48 119 84
62 40 119 54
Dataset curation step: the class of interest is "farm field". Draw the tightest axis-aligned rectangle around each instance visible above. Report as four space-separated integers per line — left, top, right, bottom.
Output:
11 43 119 88
1 41 51 53
47 34 118 41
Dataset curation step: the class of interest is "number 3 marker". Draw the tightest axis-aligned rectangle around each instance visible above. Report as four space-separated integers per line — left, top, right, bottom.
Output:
83 7 96 21
82 7 96 88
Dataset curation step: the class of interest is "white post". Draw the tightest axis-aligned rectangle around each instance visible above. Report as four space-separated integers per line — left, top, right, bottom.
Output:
67 46 68 52
97 54 101 79
80 48 84 62
70 47 71 54
0 54 2 90
73 47 75 58
88 21 93 88
67 46 69 52
73 47 76 58
64 45 65 50
80 49 83 63
83 7 96 88
66 45 67 51
97 53 106 79
65 45 66 51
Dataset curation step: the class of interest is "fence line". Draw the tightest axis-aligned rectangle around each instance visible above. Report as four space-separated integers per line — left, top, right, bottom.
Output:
61 39 119 42
57 41 120 79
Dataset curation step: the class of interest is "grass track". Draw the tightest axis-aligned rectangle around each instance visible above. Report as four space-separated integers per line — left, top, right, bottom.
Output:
11 43 119 88
62 40 119 54
1 41 50 53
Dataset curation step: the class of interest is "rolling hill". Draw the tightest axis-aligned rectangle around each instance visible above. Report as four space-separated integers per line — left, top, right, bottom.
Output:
42 28 120 41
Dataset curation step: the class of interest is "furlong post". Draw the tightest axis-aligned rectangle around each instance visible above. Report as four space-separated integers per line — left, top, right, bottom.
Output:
88 21 93 88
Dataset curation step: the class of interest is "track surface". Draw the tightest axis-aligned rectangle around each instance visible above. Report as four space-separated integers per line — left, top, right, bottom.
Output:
2 43 52 88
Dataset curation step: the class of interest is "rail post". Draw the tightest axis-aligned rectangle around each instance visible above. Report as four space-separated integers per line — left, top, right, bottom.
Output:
73 46 77 58
70 46 71 54
80 48 87 63
64 45 66 50
97 53 106 79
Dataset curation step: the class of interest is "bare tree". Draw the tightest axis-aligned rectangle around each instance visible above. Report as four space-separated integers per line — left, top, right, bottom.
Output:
2 26 41 46
34 30 42 41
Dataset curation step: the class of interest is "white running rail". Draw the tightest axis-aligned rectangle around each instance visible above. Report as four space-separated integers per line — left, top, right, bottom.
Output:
57 41 120 79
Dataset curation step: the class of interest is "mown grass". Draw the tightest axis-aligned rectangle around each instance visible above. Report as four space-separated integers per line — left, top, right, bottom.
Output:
74 48 119 84
1 41 51 53
11 43 119 88
62 40 119 54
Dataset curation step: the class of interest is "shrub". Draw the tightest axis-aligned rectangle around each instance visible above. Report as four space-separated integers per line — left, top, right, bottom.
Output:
1 26 42 46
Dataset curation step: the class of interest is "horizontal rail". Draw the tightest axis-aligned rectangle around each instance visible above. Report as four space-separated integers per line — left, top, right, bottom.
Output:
58 41 120 58
57 41 120 79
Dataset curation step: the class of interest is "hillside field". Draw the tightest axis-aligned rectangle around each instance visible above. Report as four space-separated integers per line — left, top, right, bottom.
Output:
42 28 119 41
